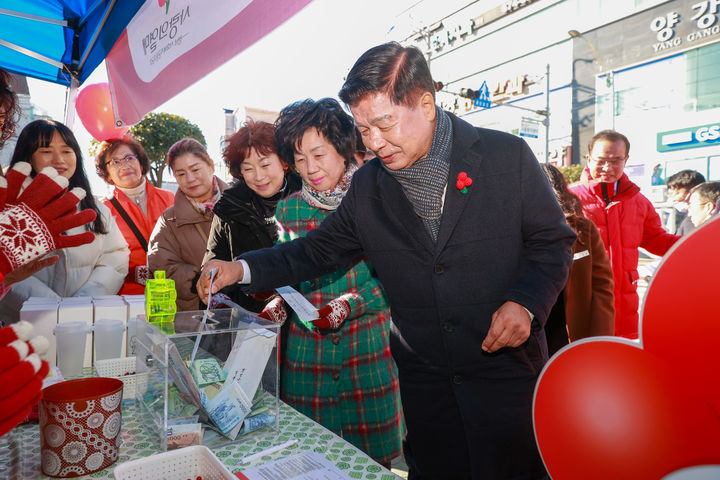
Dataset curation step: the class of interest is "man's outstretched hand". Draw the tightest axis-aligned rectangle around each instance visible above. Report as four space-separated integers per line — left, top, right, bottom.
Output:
197 259 244 301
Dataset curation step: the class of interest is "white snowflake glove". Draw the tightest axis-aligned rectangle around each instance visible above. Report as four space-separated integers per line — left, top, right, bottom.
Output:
0 163 97 278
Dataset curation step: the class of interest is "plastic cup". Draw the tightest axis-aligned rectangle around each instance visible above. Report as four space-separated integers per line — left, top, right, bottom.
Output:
93 320 125 361
54 322 89 378
40 377 123 477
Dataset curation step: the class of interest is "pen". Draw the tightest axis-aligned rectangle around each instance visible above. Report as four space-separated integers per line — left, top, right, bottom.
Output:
236 439 299 465
190 268 216 363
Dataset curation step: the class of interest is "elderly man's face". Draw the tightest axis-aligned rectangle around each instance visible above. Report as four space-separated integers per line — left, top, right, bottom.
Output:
351 91 436 171
587 139 628 184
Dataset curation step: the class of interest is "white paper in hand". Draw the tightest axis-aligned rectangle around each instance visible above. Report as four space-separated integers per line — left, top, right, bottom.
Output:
275 286 318 323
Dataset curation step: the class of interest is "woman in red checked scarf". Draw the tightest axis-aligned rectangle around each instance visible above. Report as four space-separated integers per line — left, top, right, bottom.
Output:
148 138 228 311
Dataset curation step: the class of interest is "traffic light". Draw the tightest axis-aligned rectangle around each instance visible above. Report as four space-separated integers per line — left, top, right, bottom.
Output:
434 81 444 91
459 88 480 99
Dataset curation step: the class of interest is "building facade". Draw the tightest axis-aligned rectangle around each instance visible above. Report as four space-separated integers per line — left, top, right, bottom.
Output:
391 0 720 191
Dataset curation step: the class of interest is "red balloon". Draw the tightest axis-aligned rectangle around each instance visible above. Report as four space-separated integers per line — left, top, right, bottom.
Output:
75 82 129 141
641 216 720 412
534 340 720 480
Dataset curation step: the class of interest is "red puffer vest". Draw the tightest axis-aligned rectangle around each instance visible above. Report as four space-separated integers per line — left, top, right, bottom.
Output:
570 169 679 338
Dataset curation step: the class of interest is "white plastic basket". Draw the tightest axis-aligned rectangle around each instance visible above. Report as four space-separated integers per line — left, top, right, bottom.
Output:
95 356 148 399
113 445 235 480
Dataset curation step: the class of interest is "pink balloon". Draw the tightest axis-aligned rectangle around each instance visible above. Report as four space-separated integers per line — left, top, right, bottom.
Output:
534 340 720 480
641 217 720 412
75 82 129 141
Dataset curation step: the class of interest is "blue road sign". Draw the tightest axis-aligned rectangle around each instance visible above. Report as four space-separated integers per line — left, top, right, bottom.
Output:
474 81 491 108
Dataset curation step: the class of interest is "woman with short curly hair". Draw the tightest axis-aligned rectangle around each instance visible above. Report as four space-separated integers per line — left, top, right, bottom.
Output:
202 119 301 310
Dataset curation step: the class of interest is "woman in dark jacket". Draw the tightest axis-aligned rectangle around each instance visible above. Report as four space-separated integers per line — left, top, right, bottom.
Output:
541 164 615 356
202 119 301 311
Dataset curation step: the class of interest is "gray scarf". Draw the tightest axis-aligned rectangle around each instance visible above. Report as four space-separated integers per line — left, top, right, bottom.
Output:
384 107 452 242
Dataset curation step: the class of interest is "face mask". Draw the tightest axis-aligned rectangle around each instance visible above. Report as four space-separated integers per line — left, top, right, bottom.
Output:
674 202 689 213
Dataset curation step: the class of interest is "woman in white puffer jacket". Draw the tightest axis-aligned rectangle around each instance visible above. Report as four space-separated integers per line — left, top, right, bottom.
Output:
0 120 129 322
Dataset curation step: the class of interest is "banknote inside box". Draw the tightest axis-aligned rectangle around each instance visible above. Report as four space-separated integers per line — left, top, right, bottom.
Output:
133 308 281 451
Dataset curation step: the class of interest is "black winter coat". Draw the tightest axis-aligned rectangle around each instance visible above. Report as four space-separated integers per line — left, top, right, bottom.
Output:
202 173 301 311
240 112 575 479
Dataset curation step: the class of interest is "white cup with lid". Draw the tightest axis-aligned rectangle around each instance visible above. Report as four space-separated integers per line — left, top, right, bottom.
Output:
54 322 89 378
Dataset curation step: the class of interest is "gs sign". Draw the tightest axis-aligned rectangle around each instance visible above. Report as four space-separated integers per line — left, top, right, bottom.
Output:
696 125 720 142
657 123 720 152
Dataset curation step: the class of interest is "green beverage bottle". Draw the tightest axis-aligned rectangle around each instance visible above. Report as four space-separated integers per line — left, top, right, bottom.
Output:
145 270 177 323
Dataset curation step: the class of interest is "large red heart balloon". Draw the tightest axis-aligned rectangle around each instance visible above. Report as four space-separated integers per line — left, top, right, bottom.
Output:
534 217 720 479
75 82 129 141
534 340 720 480
641 216 720 413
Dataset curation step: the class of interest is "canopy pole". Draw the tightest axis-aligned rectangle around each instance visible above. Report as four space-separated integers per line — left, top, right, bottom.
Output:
64 76 79 130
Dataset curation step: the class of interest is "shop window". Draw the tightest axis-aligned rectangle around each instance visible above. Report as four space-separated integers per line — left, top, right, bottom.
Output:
665 157 708 179
709 156 720 181
685 43 720 111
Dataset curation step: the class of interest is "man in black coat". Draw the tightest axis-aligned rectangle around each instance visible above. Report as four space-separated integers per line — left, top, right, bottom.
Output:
198 42 575 479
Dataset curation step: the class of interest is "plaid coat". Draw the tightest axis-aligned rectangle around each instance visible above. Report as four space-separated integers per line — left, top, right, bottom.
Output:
275 192 402 465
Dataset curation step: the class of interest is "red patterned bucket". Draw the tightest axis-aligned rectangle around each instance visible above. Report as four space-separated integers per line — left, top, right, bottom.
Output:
39 378 124 477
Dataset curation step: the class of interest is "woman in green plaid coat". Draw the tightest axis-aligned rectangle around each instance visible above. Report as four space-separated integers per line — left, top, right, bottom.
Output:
273 98 402 467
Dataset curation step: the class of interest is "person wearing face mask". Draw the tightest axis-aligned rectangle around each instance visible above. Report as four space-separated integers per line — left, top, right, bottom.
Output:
202 120 301 311
0 120 129 322
666 169 706 236
95 137 175 294
147 139 228 311
687 182 720 229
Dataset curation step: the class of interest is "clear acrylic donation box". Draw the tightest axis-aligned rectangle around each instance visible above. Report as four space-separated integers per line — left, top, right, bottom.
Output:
133 308 282 451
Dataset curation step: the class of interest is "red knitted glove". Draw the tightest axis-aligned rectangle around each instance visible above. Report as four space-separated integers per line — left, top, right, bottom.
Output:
313 293 359 329
251 290 277 302
257 295 287 324
0 163 97 276
0 321 50 437
134 265 151 286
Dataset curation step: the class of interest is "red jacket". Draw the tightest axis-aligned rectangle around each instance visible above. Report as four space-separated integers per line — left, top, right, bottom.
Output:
103 179 174 295
570 170 679 338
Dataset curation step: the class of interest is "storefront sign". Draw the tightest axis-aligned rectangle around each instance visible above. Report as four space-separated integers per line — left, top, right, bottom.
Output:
650 0 720 54
657 123 720 152
424 0 539 53
491 74 529 103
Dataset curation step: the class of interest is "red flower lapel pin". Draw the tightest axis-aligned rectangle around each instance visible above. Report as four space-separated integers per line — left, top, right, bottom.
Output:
456 172 472 194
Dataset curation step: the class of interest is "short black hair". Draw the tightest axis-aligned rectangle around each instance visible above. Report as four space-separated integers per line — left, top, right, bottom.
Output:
588 130 630 156
338 42 434 108
274 98 357 167
667 169 706 190
690 181 720 206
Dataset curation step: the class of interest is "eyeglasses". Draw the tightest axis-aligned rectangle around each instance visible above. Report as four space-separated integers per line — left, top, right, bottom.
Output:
105 154 138 169
590 157 626 168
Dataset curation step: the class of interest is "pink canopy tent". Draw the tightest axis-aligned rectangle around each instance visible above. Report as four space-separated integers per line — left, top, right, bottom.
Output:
106 0 313 126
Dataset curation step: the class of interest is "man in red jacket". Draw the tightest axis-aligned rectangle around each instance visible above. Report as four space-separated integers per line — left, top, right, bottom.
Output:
570 130 679 339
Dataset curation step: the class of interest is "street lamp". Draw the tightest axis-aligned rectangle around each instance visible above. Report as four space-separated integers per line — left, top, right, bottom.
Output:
568 30 602 68
568 30 613 87
568 29 615 164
